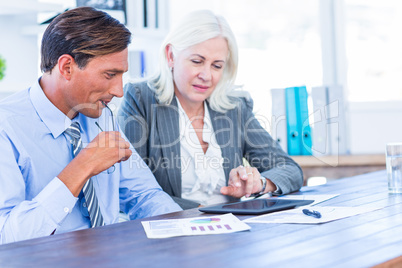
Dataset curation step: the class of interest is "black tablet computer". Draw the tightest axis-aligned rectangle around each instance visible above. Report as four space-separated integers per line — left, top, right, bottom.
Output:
199 198 314 215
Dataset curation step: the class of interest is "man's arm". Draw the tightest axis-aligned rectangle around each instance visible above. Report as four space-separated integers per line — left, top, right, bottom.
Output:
118 132 182 219
0 130 131 244
0 131 77 244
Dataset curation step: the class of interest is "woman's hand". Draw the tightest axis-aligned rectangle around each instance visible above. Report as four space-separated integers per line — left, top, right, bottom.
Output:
220 165 274 198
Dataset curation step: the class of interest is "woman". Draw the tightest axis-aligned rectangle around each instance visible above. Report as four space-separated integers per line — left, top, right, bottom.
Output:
118 10 303 209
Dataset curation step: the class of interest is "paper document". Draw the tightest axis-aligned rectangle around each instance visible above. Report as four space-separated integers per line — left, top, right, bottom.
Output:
274 194 339 206
244 206 382 224
142 213 251 239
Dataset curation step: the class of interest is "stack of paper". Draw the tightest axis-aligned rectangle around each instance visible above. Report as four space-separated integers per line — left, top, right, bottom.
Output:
244 206 382 224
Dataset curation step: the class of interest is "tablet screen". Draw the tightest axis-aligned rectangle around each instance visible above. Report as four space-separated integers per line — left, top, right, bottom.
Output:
222 199 278 210
199 198 314 215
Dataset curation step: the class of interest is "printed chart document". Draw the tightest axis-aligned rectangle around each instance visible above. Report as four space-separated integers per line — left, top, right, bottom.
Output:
274 194 340 206
244 206 382 224
142 213 251 239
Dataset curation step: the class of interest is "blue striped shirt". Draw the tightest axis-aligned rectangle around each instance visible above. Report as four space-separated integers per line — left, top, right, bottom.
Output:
0 78 181 244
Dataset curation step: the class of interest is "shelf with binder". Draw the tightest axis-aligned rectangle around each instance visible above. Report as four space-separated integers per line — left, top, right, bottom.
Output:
270 86 312 156
311 85 348 156
271 88 287 153
271 85 348 157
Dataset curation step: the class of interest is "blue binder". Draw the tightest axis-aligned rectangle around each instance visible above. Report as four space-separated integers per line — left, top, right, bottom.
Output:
285 86 312 155
129 50 146 78
297 86 312 155
285 87 300 155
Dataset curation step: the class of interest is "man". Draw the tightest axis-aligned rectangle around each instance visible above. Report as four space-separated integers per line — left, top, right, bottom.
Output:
0 7 181 244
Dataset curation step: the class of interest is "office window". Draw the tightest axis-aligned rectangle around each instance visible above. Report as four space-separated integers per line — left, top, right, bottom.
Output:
169 0 322 128
344 0 402 102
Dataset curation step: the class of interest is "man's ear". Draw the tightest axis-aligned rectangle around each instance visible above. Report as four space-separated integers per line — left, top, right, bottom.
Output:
165 44 174 68
57 54 75 80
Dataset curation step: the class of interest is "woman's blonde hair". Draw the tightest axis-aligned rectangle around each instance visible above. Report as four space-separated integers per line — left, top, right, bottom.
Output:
148 9 241 113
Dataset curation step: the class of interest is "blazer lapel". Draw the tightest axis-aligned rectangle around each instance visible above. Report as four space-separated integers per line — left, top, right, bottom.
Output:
155 98 182 197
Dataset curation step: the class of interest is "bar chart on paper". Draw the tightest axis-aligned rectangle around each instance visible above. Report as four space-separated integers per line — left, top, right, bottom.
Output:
190 218 234 232
141 214 250 238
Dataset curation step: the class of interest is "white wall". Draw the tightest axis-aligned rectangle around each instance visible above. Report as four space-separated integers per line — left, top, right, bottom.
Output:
349 101 402 154
0 14 38 97
0 0 400 156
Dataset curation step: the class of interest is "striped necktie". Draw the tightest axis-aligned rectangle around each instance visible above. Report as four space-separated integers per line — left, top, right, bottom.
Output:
65 122 105 228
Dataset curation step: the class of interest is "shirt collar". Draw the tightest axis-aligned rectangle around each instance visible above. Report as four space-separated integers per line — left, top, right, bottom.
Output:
30 77 73 138
175 97 211 125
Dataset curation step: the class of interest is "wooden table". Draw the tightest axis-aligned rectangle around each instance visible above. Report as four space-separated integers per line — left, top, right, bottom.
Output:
1 170 402 268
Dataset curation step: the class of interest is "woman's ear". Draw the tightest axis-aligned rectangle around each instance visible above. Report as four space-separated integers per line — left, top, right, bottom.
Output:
165 44 174 68
57 54 75 80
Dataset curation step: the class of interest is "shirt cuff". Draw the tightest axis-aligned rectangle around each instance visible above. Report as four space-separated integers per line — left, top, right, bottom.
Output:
273 185 282 194
33 177 78 225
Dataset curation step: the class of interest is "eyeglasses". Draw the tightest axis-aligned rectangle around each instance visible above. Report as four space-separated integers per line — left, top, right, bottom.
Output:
95 101 115 131
95 101 116 174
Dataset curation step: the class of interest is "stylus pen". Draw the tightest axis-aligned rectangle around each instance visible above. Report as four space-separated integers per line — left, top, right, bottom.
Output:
302 208 322 218
252 192 272 199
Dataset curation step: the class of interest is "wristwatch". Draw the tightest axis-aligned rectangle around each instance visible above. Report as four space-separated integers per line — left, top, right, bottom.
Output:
258 176 267 194
250 176 267 197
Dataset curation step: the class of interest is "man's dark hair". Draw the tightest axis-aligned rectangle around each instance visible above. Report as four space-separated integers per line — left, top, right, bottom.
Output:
40 6 131 73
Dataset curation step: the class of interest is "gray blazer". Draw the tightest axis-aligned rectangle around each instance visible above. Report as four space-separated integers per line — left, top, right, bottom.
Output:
118 81 303 209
